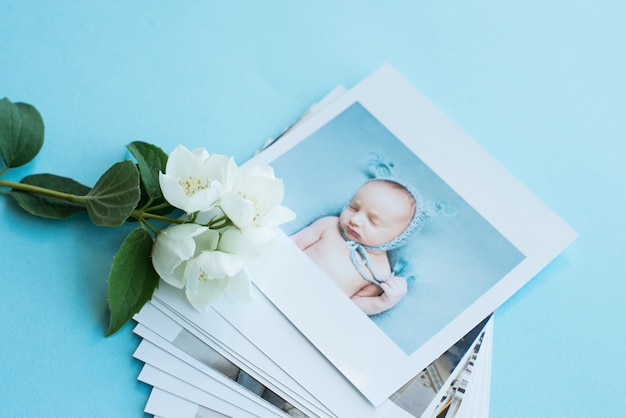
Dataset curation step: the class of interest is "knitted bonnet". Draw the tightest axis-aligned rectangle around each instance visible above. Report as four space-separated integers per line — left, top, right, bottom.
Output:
339 156 439 286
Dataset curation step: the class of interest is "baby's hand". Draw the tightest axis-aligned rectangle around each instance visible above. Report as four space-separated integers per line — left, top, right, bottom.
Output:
378 276 408 309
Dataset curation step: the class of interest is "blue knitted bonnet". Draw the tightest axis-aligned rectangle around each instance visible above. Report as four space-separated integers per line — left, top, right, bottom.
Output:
339 157 438 285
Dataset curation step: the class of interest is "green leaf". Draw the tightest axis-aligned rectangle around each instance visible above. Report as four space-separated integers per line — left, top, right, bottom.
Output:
105 228 159 336
0 98 44 168
9 174 91 219
126 141 168 201
85 160 141 226
0 98 22 167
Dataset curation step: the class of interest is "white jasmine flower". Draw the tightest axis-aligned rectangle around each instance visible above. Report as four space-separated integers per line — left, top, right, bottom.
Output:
217 227 263 263
151 223 219 288
159 145 241 213
181 227 262 311
152 147 295 312
184 268 252 312
183 251 252 311
220 164 295 229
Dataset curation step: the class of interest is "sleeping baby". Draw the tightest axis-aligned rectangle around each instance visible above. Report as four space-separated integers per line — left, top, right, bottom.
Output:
291 178 430 315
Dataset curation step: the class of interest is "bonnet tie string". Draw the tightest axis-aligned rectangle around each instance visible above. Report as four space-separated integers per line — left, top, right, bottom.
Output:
341 234 387 286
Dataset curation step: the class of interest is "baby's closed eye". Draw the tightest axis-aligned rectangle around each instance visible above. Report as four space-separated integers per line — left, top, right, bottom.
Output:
368 213 386 227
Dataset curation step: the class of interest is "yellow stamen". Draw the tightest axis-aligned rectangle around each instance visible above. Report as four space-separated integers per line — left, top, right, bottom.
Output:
179 176 211 197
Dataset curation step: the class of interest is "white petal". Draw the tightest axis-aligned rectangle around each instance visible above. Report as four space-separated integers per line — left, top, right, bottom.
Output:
202 153 229 175
190 147 210 161
152 223 212 288
222 157 243 192
193 228 220 253
239 225 275 245
260 205 296 227
166 146 209 183
159 172 191 212
157 262 188 289
164 223 208 239
194 251 244 279
152 233 194 275
221 191 256 228
243 164 275 179
165 145 194 173
185 278 228 312
194 207 225 225
183 257 202 294
239 176 284 215
240 227 278 257
203 154 242 193
217 227 262 263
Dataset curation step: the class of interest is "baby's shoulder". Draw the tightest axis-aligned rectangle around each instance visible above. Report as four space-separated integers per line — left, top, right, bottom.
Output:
311 215 339 228
309 216 340 236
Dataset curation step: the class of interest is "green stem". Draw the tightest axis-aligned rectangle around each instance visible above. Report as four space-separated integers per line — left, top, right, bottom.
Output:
139 197 154 211
132 210 185 224
0 178 87 204
140 219 159 235
145 201 171 212
1 178 186 227
206 215 230 229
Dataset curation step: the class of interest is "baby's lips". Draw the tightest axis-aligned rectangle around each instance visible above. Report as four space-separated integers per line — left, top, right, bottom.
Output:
345 225 361 240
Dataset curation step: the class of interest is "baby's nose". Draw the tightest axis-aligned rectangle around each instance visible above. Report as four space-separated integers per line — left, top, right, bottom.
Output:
350 213 364 224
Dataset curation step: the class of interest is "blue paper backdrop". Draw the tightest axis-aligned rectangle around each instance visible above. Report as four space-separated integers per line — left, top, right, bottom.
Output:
2 1 625 417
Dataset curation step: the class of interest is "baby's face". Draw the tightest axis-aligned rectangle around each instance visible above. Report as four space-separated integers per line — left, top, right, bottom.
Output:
339 180 414 247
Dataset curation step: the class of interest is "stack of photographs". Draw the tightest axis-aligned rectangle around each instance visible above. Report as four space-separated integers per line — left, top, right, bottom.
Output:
131 65 577 418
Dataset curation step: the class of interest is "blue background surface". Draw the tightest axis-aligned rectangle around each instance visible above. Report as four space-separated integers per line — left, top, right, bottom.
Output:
1 1 624 417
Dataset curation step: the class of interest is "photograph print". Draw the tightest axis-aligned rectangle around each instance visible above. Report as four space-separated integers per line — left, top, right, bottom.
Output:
272 102 524 355
247 65 575 406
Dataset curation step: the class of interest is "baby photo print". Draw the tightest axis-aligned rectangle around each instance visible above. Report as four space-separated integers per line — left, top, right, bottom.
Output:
226 66 577 406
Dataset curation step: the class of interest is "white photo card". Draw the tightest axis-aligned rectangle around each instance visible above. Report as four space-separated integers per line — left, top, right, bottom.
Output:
135 297 491 418
246 64 577 405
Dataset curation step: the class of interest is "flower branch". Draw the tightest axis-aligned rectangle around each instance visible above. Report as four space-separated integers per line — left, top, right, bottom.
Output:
0 97 295 337
0 178 88 203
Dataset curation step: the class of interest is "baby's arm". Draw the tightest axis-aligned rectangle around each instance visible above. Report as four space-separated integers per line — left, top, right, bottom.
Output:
350 276 408 315
290 216 337 250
